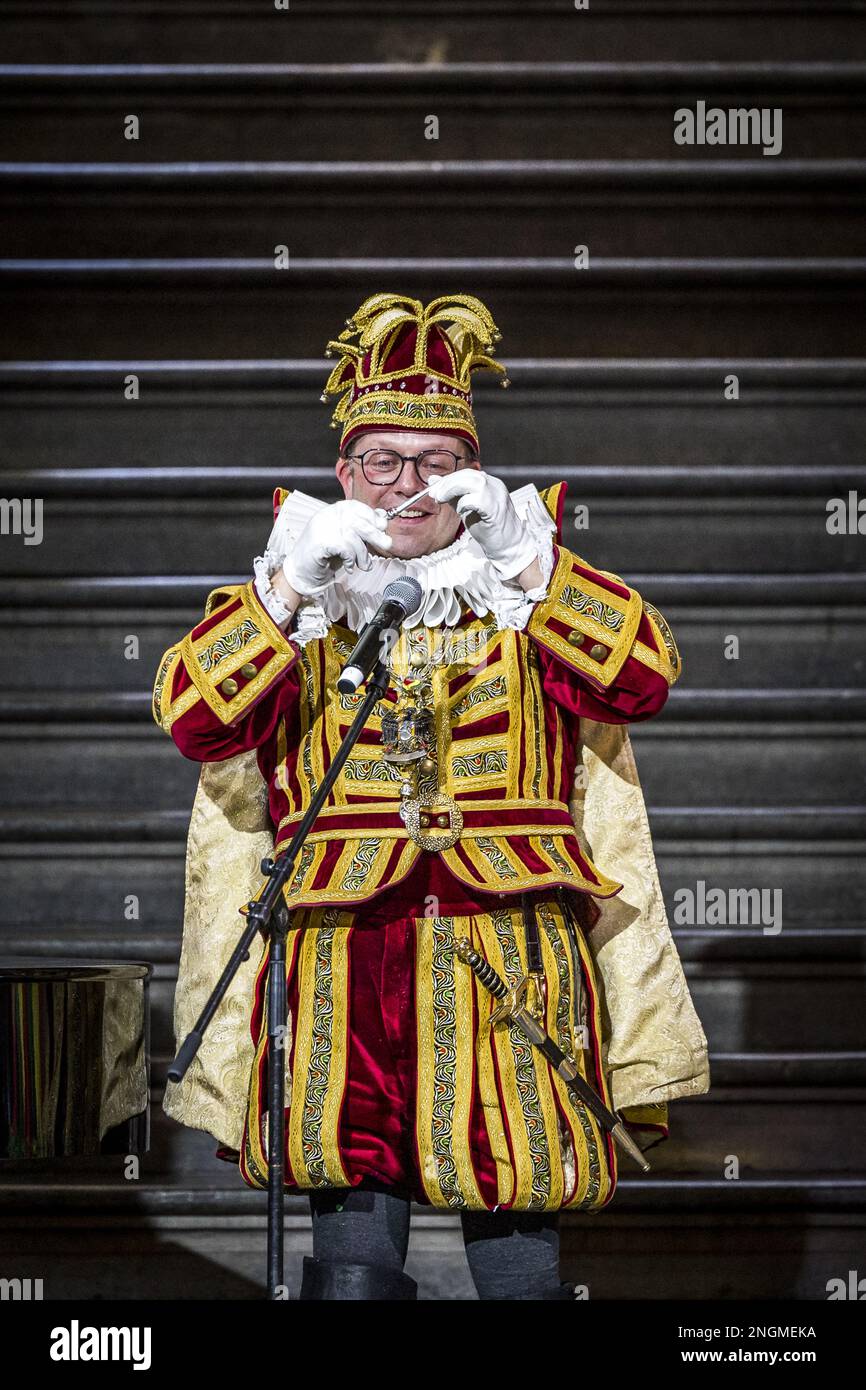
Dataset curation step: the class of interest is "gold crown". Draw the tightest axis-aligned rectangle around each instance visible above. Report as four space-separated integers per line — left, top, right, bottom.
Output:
320 293 510 447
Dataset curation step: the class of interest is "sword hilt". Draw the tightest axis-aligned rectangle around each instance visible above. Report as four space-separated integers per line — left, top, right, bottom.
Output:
455 937 508 1000
455 934 652 1172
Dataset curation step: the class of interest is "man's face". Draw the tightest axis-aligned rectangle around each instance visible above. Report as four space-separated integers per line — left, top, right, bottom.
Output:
335 430 480 560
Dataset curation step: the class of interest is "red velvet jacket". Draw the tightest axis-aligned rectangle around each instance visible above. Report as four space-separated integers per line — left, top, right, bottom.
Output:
152 484 681 912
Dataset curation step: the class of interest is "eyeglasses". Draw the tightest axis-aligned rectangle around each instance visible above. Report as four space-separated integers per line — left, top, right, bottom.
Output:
344 448 476 486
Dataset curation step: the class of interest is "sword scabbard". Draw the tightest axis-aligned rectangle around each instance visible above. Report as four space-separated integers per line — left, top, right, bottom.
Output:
455 935 652 1171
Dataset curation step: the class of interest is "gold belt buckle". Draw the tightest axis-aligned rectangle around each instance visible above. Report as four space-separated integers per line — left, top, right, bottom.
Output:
401 790 463 851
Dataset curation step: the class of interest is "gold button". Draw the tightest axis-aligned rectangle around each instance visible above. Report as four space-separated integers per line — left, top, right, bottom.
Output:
589 643 606 661
436 814 450 828
220 677 239 697
240 662 257 678
567 631 584 647
420 756 436 774
409 651 427 669
419 813 431 829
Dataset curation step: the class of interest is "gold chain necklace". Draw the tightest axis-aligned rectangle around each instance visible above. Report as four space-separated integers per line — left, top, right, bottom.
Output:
380 625 463 851
383 624 463 686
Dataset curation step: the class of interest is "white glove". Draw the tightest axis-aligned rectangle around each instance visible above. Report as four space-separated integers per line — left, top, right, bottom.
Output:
426 469 540 580
281 499 393 597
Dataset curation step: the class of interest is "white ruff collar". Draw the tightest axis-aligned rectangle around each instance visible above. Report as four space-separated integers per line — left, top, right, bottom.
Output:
254 484 557 642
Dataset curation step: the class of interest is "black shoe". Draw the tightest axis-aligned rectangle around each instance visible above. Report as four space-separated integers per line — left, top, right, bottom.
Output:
298 1256 418 1301
540 1281 577 1300
484 1280 576 1300
494 1278 575 1301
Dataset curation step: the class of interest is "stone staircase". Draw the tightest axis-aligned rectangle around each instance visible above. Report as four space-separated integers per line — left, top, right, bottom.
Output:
0 1 864 1299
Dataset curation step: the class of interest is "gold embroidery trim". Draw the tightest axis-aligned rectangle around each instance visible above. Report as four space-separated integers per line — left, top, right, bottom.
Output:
445 836 621 897
160 682 200 732
152 645 178 727
180 580 298 726
276 796 580 832
415 916 486 1209
527 546 643 687
342 390 476 433
538 481 566 530
641 602 682 685
274 819 608 846
474 909 564 1211
563 909 618 1207
536 914 582 1207
287 916 351 1188
537 907 608 1211
278 838 418 908
153 643 204 733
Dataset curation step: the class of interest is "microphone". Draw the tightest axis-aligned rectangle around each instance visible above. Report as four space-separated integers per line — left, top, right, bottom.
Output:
337 576 423 694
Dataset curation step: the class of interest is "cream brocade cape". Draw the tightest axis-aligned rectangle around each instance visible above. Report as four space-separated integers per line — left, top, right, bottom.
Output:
163 724 711 1151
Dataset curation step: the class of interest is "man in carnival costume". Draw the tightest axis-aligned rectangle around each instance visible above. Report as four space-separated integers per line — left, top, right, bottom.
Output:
153 293 710 1301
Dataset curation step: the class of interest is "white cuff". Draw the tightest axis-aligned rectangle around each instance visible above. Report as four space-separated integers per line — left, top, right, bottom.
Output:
292 599 331 647
527 526 556 596
253 549 335 647
253 550 294 627
488 529 556 632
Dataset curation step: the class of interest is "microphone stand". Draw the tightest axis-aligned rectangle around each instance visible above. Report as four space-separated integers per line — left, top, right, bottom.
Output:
167 659 392 1298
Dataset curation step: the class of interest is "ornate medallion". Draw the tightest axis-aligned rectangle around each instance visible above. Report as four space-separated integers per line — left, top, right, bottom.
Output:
400 788 464 852
378 627 464 852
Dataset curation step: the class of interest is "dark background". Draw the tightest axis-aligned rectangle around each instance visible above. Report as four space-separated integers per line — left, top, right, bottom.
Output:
0 0 864 1299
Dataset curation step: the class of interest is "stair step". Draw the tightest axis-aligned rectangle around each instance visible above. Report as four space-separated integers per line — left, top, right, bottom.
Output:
1 61 862 161
4 1081 865 1188
0 720 860 811
2 359 864 481
1 491 862 576
32 957 866 1062
2 261 863 358
0 688 862 721
3 3 863 67
3 159 864 257
0 805 860 841
6 463 865 499
0 1211 860 1301
2 1171 864 1215
2 609 864 693
2 845 863 941
117 1052 866 1092
1 573 864 607
3 920 865 961
142 1082 866 1176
